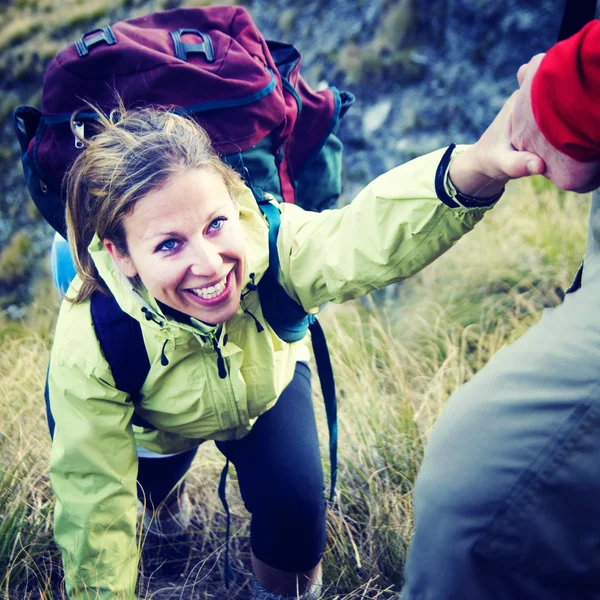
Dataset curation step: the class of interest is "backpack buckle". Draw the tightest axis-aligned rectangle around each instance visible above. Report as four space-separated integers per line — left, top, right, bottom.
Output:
75 26 117 57
170 29 215 62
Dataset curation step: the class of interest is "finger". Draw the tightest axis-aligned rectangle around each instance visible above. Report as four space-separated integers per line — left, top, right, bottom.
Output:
499 92 517 114
516 63 528 87
517 53 546 88
500 151 545 180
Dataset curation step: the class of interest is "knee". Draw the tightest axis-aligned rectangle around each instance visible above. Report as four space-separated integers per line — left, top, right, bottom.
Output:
250 478 326 573
260 473 326 526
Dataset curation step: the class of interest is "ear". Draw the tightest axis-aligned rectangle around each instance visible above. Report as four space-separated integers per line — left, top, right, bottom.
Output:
103 239 138 278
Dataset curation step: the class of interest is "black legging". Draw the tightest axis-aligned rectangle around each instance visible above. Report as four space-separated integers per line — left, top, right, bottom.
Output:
137 362 326 572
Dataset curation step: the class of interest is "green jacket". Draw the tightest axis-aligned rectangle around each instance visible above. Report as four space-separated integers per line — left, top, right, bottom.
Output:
48 147 497 599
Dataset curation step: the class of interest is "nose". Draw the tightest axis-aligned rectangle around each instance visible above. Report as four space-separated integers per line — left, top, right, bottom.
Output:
189 239 222 278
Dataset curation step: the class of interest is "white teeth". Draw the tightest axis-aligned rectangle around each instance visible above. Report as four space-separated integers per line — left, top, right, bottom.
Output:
189 276 227 299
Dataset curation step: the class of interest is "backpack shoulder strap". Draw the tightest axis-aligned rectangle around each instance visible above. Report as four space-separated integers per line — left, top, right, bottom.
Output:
308 318 338 501
257 199 314 340
257 200 338 500
90 291 154 429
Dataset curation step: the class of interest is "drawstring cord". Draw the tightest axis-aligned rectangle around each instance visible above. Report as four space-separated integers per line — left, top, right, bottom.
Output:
160 339 169 366
244 309 264 333
247 272 257 291
241 272 258 299
141 307 164 327
140 308 169 365
211 336 227 379
240 272 265 333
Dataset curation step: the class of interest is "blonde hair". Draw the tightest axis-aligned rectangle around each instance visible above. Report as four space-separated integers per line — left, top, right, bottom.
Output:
64 105 245 304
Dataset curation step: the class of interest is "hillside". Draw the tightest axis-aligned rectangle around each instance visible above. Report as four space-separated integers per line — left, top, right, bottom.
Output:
0 0 559 312
0 1 590 598
0 176 590 598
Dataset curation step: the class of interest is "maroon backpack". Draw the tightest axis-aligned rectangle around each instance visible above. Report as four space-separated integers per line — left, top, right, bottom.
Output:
13 5 353 238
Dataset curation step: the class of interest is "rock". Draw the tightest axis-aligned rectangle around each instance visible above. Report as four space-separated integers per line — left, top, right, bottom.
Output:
362 99 393 137
5 304 27 320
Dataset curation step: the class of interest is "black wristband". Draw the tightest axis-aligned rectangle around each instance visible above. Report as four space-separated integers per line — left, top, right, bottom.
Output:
435 144 504 209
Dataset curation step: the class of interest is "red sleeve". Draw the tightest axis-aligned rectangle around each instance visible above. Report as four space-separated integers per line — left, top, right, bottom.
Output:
531 20 600 162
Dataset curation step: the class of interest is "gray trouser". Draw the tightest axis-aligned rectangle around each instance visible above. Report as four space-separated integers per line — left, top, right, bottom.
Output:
402 266 600 599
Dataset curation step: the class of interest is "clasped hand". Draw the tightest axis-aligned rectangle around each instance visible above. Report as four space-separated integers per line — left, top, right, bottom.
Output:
450 53 600 197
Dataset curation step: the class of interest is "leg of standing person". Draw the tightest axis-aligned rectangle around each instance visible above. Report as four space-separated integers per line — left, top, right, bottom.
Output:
401 249 600 599
217 361 326 599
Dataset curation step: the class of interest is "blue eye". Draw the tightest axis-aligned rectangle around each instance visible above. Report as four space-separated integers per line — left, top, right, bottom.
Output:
157 239 179 253
209 217 226 232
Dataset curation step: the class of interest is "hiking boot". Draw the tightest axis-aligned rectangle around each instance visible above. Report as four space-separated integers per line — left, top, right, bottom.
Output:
140 490 192 538
139 491 194 576
250 571 323 600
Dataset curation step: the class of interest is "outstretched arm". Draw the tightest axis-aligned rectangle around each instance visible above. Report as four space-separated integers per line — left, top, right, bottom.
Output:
276 70 551 310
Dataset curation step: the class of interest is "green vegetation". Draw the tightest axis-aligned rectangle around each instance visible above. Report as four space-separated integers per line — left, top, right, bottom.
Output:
337 0 426 85
0 179 590 597
278 7 298 35
0 231 34 287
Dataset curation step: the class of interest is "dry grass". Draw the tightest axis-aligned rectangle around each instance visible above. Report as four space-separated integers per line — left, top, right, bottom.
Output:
0 177 591 598
0 0 121 52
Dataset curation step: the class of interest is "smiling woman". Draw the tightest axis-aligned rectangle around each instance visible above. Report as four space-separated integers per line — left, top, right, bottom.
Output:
104 169 245 325
46 103 540 600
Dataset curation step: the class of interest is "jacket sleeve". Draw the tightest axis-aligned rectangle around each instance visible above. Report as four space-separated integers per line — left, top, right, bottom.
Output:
277 147 496 310
532 20 600 161
48 304 139 600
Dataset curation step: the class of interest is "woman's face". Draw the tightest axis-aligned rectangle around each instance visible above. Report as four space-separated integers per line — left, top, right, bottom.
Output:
105 168 246 325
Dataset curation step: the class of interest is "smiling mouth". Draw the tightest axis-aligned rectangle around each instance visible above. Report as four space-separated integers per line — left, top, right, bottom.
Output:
184 271 233 305
188 275 228 299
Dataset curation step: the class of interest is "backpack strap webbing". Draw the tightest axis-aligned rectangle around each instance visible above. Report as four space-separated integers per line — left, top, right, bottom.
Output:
308 318 338 501
90 290 154 429
558 0 597 41
258 199 339 501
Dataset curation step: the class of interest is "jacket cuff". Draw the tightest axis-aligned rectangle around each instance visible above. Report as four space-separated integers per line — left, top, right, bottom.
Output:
435 144 504 209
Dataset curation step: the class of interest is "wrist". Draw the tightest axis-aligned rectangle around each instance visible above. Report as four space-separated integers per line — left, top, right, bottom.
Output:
449 145 508 197
435 144 504 209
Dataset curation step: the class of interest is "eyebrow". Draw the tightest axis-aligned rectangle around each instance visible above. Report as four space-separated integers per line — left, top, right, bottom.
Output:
144 230 179 241
143 204 231 241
